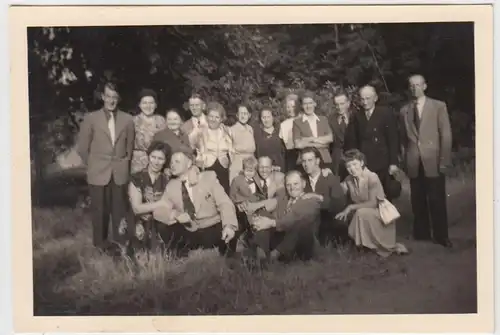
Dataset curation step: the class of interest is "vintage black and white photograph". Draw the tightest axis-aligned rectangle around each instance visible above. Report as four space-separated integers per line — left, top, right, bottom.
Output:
18 5 490 326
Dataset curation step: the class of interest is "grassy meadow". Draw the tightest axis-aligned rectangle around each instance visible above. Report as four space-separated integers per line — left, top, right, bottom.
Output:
32 155 477 315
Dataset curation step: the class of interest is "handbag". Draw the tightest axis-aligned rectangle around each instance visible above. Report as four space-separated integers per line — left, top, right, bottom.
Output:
378 197 401 225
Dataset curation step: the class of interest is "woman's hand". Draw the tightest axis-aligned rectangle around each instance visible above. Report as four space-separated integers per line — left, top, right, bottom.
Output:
219 155 230 167
335 205 355 221
302 193 324 202
321 168 333 177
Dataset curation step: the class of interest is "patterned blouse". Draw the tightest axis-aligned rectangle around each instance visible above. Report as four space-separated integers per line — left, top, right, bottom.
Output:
129 169 170 223
131 114 166 174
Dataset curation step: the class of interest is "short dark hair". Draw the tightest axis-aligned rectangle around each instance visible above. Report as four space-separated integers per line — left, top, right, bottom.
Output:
189 93 204 101
333 89 350 100
237 103 252 114
166 108 184 120
146 141 172 162
342 149 366 165
259 106 274 122
300 90 316 103
102 81 119 95
171 147 195 162
286 170 306 182
138 88 158 104
300 147 321 160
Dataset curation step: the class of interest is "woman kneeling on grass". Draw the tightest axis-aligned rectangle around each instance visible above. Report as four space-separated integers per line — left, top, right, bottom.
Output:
122 141 172 253
335 149 409 258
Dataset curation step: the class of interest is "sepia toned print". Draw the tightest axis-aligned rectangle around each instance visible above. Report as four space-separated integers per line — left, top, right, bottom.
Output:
10 4 493 334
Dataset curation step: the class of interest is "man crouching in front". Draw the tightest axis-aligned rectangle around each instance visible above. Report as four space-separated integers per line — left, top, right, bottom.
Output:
250 170 323 263
153 149 239 257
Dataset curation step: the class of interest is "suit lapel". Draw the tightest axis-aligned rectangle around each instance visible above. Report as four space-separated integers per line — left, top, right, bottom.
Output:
96 109 113 143
304 177 313 193
253 174 264 194
418 98 432 135
114 111 128 141
406 102 419 138
191 180 204 214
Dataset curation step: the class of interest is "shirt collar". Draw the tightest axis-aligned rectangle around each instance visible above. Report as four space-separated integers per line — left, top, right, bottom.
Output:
338 112 348 121
104 109 117 119
302 113 319 122
416 96 426 106
309 170 321 183
193 114 207 124
365 107 375 117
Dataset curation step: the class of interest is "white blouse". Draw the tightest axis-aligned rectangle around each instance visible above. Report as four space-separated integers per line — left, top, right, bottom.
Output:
197 126 233 169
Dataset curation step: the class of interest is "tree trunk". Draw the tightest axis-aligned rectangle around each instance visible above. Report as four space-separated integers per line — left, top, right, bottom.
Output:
334 25 340 49
31 133 45 207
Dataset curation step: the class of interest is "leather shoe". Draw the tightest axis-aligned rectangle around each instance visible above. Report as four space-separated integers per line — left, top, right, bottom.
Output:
433 239 453 248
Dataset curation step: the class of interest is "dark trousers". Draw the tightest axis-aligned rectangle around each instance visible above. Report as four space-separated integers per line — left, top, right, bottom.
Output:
410 160 449 242
206 159 230 195
88 179 127 248
235 209 253 245
252 223 316 261
317 212 350 246
157 222 238 257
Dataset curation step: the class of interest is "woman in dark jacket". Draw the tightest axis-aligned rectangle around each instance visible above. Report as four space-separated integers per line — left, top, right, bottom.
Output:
253 107 286 172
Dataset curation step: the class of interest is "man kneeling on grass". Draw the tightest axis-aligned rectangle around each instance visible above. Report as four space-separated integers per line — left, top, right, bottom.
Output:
250 170 323 263
153 149 239 257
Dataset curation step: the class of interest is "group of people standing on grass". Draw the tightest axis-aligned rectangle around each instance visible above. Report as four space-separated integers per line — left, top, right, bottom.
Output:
76 73 453 265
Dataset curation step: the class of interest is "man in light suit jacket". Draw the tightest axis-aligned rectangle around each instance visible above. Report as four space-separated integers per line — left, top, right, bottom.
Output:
251 170 323 263
301 147 347 246
293 91 334 168
400 74 453 248
344 85 400 200
180 93 208 149
77 82 135 249
153 149 239 256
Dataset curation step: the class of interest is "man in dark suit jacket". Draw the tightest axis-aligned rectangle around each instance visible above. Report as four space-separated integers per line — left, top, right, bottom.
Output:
300 147 347 246
327 90 352 179
77 82 135 249
344 85 400 200
400 74 453 248
251 170 323 262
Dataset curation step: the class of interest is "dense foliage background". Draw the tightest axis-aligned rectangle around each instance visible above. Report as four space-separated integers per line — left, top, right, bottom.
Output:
28 23 475 193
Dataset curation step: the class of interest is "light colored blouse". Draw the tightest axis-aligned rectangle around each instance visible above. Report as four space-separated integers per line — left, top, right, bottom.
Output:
279 117 296 150
341 168 385 204
196 125 234 169
230 122 256 155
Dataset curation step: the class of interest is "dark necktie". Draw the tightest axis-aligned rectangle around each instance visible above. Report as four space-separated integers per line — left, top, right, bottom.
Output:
413 102 420 130
339 115 347 131
286 198 296 213
262 179 268 199
181 181 196 219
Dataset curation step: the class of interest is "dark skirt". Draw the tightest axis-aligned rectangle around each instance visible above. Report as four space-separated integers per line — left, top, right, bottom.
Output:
205 159 230 195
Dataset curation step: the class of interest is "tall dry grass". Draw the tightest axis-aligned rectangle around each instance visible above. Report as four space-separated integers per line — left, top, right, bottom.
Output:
33 159 476 315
